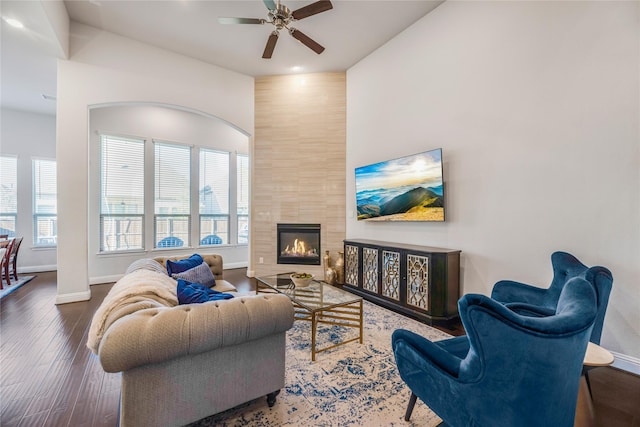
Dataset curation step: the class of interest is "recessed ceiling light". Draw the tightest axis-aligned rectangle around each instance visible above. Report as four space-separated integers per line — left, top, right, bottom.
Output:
3 17 24 29
291 66 303 72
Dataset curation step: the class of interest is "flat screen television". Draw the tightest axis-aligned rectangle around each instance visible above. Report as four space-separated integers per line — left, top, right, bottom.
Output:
355 148 444 221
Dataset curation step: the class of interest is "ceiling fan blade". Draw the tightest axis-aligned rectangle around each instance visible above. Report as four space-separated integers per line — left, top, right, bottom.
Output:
263 0 277 10
289 28 325 54
218 17 266 25
291 0 333 20
262 32 279 59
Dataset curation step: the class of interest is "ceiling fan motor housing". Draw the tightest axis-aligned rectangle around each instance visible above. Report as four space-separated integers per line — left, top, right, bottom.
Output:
269 4 293 30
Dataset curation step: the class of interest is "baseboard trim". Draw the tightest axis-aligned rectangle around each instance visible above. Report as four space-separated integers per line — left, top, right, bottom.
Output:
56 290 91 305
225 261 248 269
246 269 255 277
90 274 122 285
611 351 640 375
18 265 57 273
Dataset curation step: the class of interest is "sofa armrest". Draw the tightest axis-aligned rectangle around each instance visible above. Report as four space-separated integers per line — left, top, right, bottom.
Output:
97 293 294 372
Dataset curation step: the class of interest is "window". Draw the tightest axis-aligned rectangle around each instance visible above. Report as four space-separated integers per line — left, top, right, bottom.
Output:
98 133 247 253
0 155 17 238
199 149 229 246
100 135 145 251
33 159 57 246
155 142 190 248
237 154 249 244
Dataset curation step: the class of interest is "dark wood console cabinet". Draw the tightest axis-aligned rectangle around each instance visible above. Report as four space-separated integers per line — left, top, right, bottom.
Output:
343 239 461 325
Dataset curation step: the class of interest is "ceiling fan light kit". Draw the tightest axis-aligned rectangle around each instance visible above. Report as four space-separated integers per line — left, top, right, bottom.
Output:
218 0 333 59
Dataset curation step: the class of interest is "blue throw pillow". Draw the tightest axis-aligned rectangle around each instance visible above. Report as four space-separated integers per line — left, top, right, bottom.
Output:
166 254 204 276
172 262 216 288
176 279 234 304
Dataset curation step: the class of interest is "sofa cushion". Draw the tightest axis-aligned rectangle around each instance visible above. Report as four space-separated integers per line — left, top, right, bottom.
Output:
177 279 234 304
166 254 203 276
171 262 216 288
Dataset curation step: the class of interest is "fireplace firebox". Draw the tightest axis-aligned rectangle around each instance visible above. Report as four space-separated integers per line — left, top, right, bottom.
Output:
277 223 321 265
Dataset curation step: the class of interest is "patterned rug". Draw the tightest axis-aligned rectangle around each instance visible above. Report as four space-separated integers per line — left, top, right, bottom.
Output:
0 275 35 300
190 300 451 427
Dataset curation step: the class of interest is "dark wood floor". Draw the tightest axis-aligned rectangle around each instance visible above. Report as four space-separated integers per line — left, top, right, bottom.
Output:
1 270 639 426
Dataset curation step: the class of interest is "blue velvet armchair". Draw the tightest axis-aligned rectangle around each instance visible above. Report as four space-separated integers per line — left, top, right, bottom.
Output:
392 277 597 427
491 251 612 344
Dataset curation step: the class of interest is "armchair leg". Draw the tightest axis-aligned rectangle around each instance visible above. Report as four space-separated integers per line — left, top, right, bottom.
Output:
405 392 418 421
266 390 280 407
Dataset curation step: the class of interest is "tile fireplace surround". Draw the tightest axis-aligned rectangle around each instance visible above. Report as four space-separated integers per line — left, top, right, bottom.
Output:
252 72 346 277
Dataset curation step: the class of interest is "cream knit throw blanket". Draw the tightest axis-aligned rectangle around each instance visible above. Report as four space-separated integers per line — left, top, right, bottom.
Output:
87 269 178 354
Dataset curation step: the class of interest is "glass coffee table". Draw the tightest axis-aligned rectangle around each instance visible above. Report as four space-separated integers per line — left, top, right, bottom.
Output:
256 273 363 361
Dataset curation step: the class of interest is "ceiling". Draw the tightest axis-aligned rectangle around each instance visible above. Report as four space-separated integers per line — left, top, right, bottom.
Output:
1 0 443 117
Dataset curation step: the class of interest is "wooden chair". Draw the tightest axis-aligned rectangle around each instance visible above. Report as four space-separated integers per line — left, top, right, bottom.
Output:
1 239 15 288
7 237 23 281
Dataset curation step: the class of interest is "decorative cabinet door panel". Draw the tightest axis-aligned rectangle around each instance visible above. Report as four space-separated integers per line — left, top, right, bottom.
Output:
382 250 400 301
362 247 378 293
406 254 429 310
345 244 359 287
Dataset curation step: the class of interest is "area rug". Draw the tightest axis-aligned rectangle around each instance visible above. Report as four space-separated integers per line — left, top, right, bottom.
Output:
0 275 35 300
190 300 451 427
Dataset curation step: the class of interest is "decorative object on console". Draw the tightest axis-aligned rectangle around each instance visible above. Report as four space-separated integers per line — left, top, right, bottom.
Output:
324 267 337 285
323 250 331 269
334 250 344 285
343 239 460 326
323 250 336 284
355 148 444 221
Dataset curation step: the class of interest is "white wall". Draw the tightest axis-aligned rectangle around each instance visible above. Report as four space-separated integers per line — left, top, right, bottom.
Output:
56 23 254 304
0 108 57 272
87 104 249 284
347 1 639 362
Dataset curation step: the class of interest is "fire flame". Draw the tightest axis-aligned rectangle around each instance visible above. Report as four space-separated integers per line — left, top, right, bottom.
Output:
283 238 316 257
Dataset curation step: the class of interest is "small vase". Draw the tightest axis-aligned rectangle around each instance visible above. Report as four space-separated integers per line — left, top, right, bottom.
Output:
322 251 335 283
323 250 331 267
325 267 337 285
335 251 344 285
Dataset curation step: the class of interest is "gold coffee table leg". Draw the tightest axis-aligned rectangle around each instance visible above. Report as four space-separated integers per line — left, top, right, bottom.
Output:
359 300 364 343
311 311 318 361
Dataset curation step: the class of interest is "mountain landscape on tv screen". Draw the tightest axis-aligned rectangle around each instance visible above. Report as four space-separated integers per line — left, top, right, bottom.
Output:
355 148 445 221
357 184 444 221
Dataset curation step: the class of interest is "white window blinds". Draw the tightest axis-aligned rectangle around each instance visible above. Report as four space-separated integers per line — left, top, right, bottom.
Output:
199 149 229 215
33 159 57 246
100 135 145 251
198 149 229 245
0 155 18 237
155 142 191 247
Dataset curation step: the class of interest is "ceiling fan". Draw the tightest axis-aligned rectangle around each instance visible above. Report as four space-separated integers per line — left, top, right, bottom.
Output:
218 0 333 59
